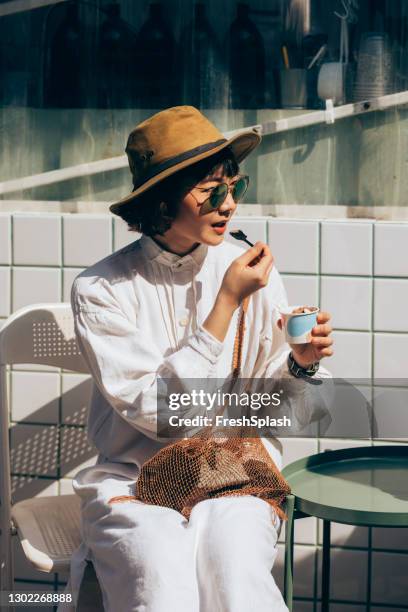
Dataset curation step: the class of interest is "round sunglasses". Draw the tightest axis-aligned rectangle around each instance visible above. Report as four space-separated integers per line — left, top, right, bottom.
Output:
195 175 249 214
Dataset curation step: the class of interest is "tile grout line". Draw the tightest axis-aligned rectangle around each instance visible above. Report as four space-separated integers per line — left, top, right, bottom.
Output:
112 217 115 253
317 221 322 556
278 271 408 280
4 264 408 280
367 526 373 612
367 222 375 612
10 213 14 315
313 539 318 612
9 215 14 426
58 213 63 499
370 224 375 445
371 223 375 387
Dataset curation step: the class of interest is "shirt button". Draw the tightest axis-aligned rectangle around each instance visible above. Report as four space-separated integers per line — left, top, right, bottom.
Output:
179 317 189 327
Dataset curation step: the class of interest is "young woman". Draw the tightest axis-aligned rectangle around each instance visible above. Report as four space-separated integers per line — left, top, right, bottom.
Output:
67 106 333 612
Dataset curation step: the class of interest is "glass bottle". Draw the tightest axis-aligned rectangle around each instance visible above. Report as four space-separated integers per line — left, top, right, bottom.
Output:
179 3 227 109
43 2 82 108
228 2 265 109
134 3 176 108
98 2 136 109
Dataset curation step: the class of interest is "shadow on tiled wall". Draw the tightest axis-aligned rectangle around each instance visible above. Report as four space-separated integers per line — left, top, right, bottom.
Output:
10 378 97 503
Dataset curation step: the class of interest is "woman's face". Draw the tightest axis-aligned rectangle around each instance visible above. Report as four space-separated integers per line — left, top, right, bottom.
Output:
161 165 241 253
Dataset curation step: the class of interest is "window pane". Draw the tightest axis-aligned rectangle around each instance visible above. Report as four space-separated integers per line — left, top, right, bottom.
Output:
0 0 407 217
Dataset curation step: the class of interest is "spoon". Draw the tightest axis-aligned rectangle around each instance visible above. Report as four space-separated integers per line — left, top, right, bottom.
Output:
230 230 264 267
229 229 254 247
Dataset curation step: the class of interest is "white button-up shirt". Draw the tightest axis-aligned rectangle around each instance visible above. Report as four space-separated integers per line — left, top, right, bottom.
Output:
71 234 332 475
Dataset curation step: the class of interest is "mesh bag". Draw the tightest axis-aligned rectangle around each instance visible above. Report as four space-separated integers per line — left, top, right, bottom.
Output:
109 297 292 521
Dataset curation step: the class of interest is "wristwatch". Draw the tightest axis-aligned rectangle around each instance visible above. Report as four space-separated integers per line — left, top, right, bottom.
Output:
287 351 320 379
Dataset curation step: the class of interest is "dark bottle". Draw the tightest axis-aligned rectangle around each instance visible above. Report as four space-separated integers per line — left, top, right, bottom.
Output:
134 3 176 108
228 3 265 108
98 2 136 109
179 3 227 109
0 47 3 106
43 2 82 108
369 0 387 31
0 41 28 107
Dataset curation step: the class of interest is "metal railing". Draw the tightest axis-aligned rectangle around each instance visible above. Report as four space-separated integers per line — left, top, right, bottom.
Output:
2 90 408 196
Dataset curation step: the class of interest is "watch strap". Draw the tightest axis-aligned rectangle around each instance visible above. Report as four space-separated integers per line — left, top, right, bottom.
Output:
287 351 320 379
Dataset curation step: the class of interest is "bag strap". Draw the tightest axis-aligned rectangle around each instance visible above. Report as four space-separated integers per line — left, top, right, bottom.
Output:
207 295 250 426
231 296 250 380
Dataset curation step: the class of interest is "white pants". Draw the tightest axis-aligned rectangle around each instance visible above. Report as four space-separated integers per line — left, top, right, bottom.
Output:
67 468 288 612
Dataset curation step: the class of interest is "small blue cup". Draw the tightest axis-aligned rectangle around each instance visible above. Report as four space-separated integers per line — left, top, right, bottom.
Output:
280 305 319 344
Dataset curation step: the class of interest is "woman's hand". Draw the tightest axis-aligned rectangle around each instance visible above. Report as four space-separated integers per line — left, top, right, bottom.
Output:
204 242 273 343
218 242 274 310
283 311 334 368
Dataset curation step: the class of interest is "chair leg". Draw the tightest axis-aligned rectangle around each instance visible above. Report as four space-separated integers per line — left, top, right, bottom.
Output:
77 561 104 612
283 494 295 612
321 519 331 612
0 527 15 612
0 525 15 593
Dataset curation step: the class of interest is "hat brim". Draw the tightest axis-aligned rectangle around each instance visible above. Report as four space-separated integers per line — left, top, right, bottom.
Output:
109 128 261 215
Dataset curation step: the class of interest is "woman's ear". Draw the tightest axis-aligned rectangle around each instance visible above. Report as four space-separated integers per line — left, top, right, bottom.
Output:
159 201 169 216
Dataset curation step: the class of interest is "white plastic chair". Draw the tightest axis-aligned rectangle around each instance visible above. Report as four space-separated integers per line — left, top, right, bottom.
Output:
0 303 90 594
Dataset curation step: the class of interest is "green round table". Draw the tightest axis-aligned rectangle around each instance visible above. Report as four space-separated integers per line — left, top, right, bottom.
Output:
281 445 408 612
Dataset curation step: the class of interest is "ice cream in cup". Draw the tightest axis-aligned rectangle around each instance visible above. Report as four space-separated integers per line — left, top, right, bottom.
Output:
279 305 320 344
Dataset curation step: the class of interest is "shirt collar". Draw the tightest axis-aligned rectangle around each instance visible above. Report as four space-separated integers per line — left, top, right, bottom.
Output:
139 234 208 268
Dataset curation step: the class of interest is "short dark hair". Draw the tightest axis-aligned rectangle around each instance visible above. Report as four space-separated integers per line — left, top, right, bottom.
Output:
115 148 240 236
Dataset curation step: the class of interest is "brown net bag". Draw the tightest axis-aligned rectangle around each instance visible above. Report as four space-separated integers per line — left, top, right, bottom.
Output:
109 297 292 522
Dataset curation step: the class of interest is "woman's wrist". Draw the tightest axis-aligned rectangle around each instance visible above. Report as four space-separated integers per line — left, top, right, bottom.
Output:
216 290 240 313
202 292 238 343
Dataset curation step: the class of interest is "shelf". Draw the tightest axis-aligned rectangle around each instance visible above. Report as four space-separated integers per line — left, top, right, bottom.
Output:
2 90 408 196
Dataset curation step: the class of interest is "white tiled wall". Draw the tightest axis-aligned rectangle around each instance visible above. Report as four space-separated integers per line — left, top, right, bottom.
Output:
12 267 61 311
226 216 267 245
0 266 11 317
317 548 369 602
62 214 113 267
328 331 372 379
11 371 60 424
63 267 86 302
374 223 408 277
374 334 408 379
321 276 372 331
12 214 62 266
374 279 408 332
371 552 408 606
0 212 12 264
281 274 319 306
320 221 373 276
268 220 319 274
1 213 407 607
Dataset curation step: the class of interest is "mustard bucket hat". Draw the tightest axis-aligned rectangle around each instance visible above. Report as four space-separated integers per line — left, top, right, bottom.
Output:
109 105 261 215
